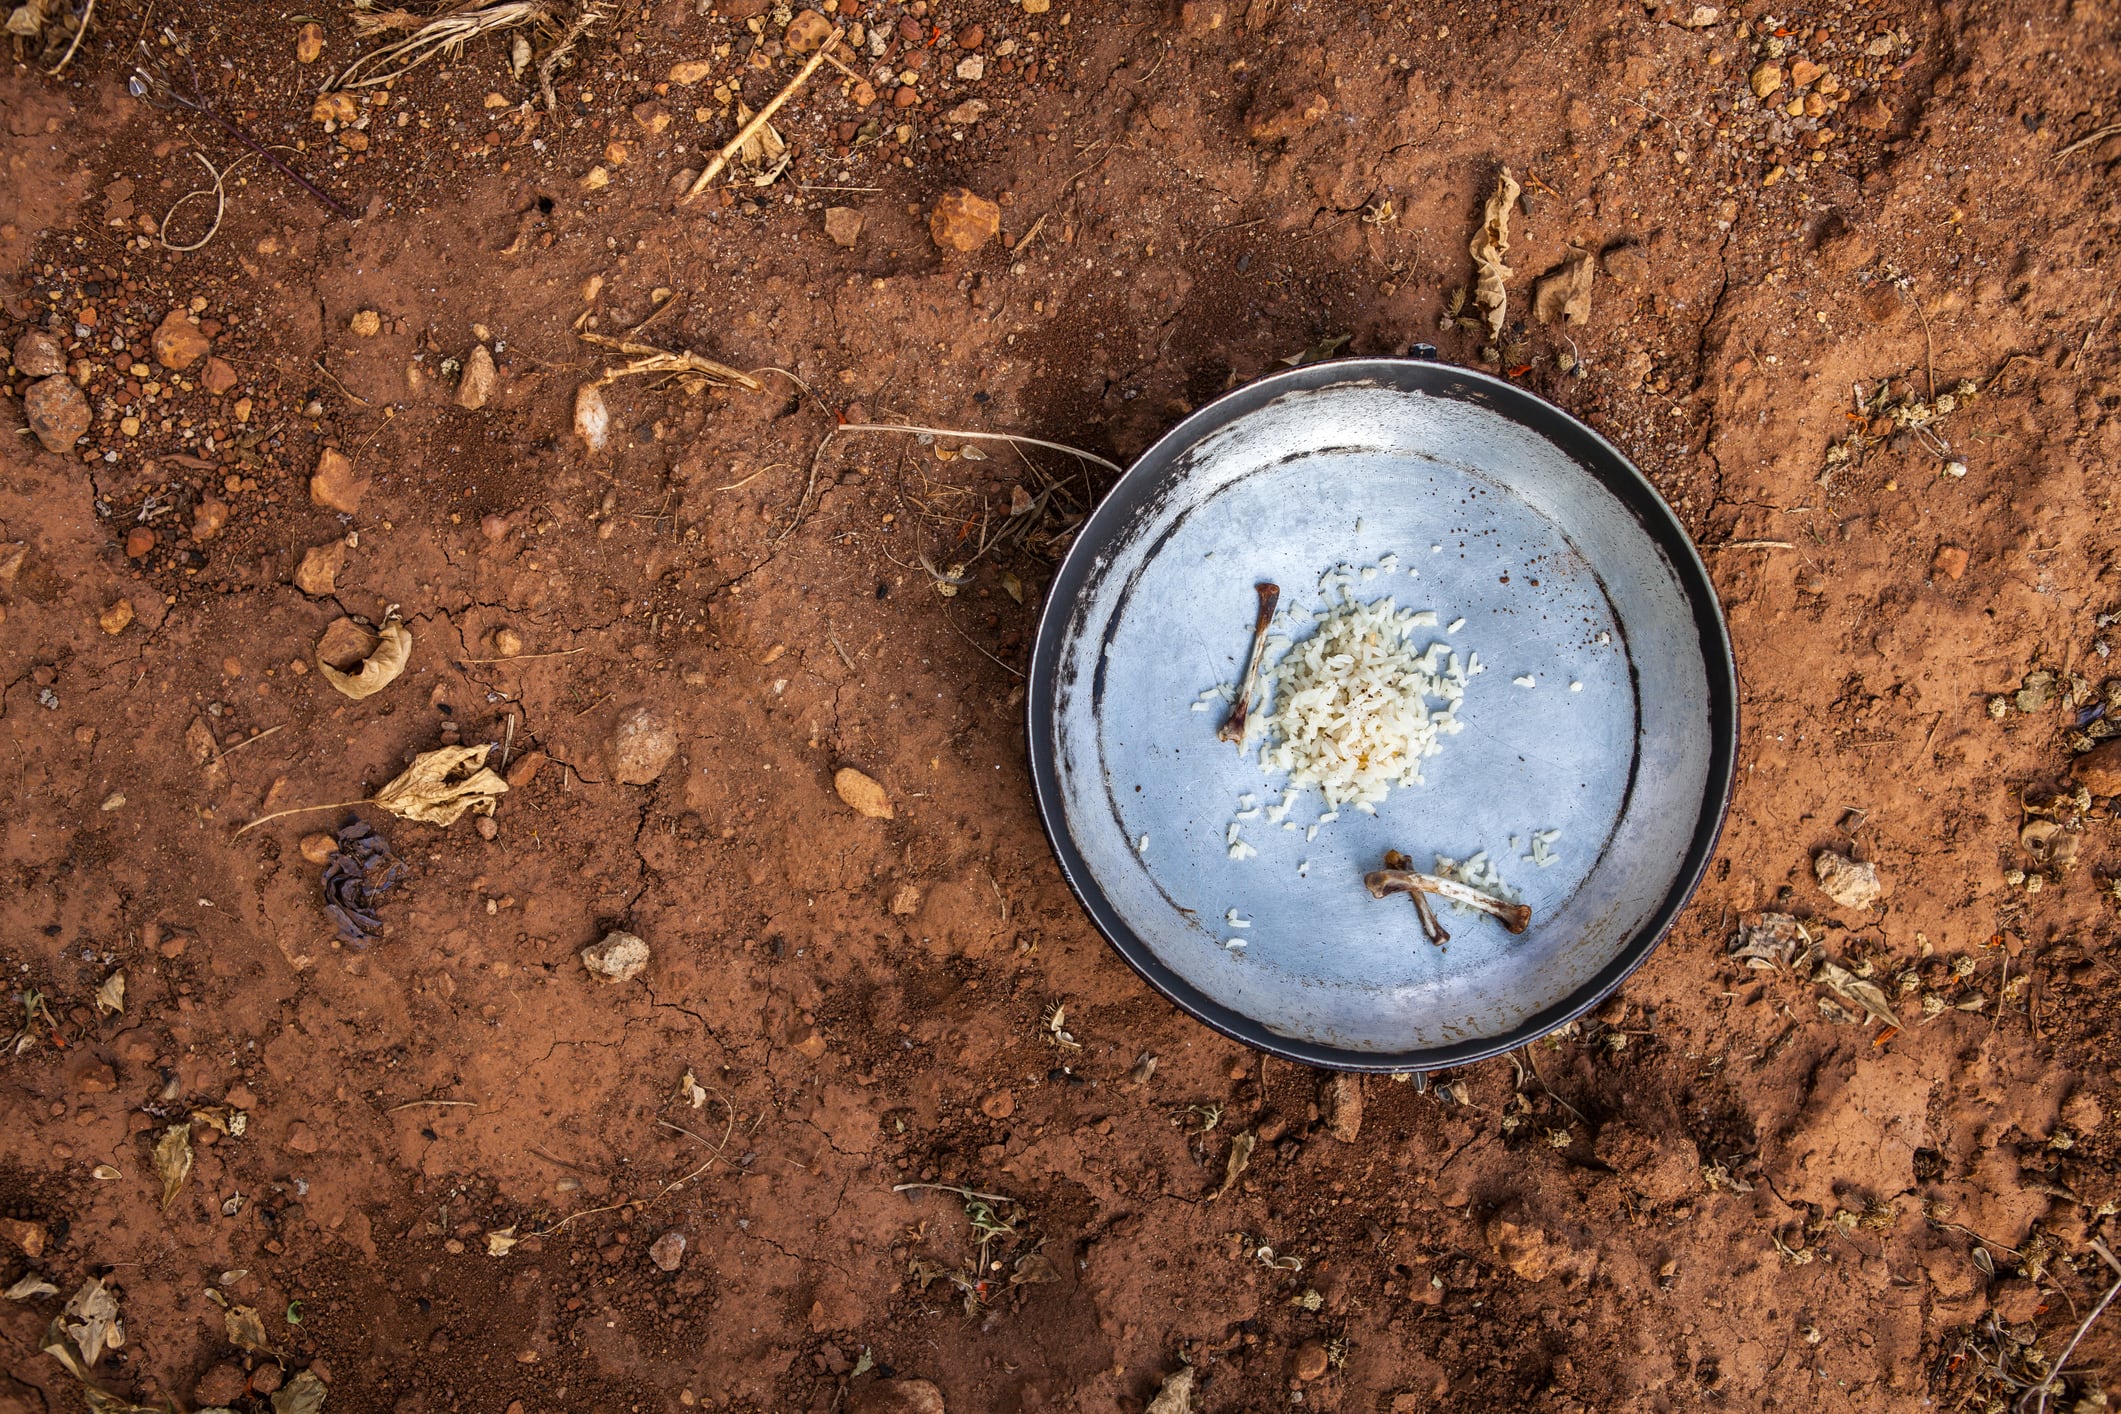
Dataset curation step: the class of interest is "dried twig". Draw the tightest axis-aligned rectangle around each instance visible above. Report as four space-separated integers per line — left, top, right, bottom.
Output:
2053 123 2121 163
2021 1239 2121 1414
681 28 843 201
892 1182 1018 1205
832 422 1122 475
456 646 591 664
580 331 763 391
333 0 563 91
46 0 93 75
211 723 285 762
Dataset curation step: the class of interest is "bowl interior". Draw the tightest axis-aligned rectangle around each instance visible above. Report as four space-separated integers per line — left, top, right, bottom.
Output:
1033 366 1733 1067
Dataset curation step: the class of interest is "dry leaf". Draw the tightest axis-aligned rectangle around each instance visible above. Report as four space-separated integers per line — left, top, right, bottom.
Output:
317 610 412 701
62 1277 124 1364
733 101 791 186
1533 246 1595 325
1814 960 1903 1030
1209 1130 1255 1200
371 745 509 827
485 1226 520 1257
191 1105 249 1137
1469 168 1521 343
1728 912 1807 970
153 1122 194 1211
679 1069 708 1109
1009 1251 1062 1286
1146 1367 1196 1414
4 1272 58 1300
93 971 125 1017
82 1389 168 1414
271 1370 329 1414
224 1303 272 1353
41 1317 94 1381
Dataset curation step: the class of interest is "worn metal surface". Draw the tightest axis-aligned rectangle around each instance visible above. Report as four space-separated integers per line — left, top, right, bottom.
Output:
1026 360 1738 1072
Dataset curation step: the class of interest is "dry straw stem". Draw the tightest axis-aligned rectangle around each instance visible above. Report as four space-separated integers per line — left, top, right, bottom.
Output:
2053 123 2121 162
333 0 562 90
47 0 92 75
681 27 844 201
580 332 763 391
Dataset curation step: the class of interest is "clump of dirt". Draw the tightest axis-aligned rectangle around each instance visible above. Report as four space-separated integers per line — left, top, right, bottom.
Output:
5 0 2121 1411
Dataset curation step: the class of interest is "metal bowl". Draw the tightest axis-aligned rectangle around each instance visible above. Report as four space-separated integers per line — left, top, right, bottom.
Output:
1026 358 1738 1073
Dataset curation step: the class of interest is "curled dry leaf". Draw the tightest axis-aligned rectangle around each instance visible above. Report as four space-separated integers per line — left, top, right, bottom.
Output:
679 1069 709 1109
62 1277 124 1364
154 1122 194 1211
191 1105 249 1137
225 1303 272 1353
93 971 124 1016
5 1272 59 1300
732 101 791 186
1209 1130 1255 1200
1814 960 1903 1030
1533 246 1595 325
1146 1366 1197 1414
317 610 412 701
270 1369 329 1414
1469 168 1521 344
371 745 509 827
1009 1251 1061 1285
1729 912 1807 970
485 1226 521 1257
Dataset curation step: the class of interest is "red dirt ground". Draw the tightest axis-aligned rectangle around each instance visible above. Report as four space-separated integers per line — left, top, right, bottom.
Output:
5 0 2121 1410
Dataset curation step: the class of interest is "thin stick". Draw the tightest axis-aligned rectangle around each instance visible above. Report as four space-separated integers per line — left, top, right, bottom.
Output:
831 422 1122 475
944 607 1027 679
456 647 591 664
681 29 844 201
212 723 285 761
232 799 371 838
581 332 763 391
1014 212 1051 256
2023 1240 2121 1414
2053 122 2121 162
312 358 372 407
47 0 94 76
387 1098 479 1112
1711 539 1795 551
892 1182 1017 1204
145 74 355 221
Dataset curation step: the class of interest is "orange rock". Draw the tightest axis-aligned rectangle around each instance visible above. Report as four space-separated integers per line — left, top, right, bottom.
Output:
785 9 834 51
201 355 238 394
1931 544 1968 580
152 308 210 370
928 188 1000 252
311 448 369 514
2071 739 2121 796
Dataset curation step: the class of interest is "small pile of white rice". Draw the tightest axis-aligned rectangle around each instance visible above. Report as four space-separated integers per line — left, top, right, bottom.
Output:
1254 594 1478 811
